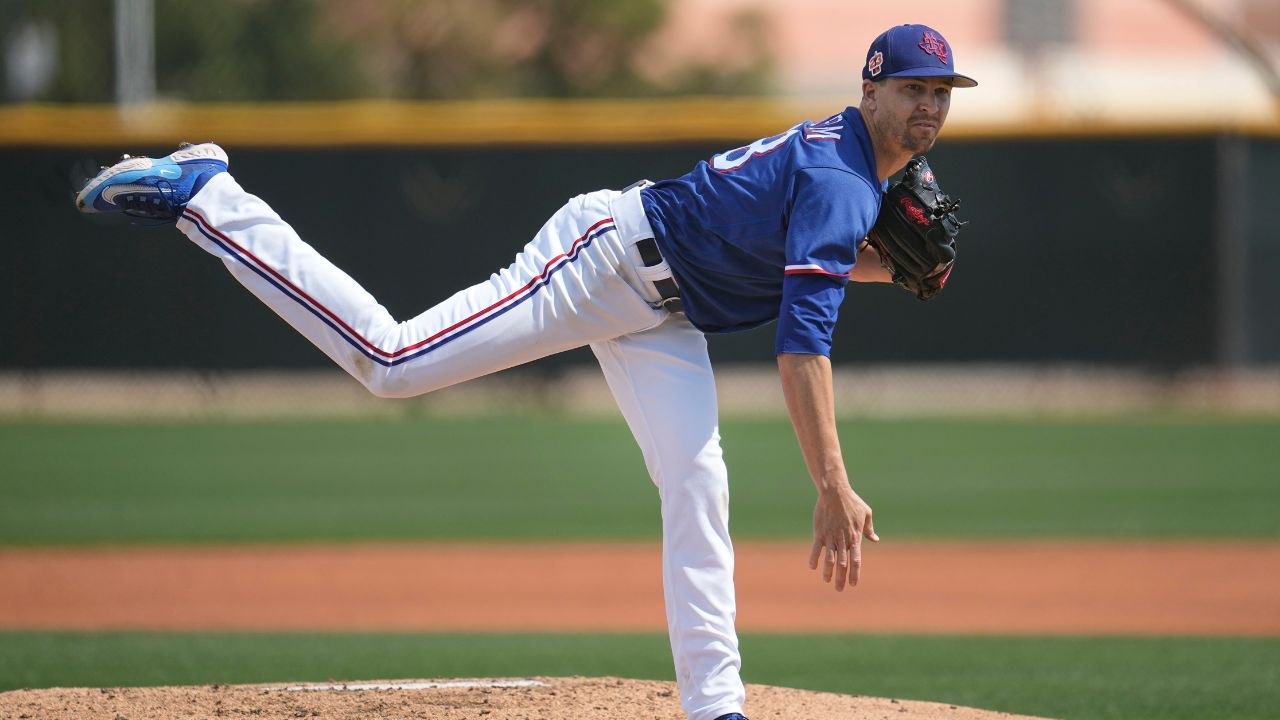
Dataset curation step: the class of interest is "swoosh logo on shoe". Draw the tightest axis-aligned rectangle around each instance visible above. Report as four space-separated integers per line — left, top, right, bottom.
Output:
157 166 181 179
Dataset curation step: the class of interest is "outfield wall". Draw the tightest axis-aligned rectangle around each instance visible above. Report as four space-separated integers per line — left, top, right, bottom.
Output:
4 367 1278 419
3 104 1277 372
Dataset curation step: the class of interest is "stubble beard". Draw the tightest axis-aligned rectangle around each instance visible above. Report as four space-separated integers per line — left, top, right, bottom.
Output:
868 106 939 161
899 120 938 154
901 131 935 154
874 111 937 157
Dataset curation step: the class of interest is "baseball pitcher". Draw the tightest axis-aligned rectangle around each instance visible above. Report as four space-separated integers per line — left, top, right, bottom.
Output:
76 24 974 720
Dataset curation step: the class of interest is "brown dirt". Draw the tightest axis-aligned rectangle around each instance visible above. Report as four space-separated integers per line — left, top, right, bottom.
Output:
5 540 1275 720
0 676 1051 720
2 540 1278 635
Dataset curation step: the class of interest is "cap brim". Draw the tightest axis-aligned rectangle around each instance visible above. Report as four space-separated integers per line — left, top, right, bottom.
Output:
885 66 978 88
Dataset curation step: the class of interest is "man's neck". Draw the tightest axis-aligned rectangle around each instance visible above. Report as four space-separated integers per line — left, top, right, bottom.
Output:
857 106 912 183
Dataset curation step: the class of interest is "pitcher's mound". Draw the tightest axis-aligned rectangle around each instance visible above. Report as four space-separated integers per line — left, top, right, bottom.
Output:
0 676 1052 719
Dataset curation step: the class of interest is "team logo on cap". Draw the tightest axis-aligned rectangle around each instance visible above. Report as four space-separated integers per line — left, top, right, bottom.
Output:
867 51 883 76
918 31 949 64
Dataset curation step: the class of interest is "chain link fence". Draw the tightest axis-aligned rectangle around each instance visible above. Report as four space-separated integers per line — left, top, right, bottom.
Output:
3 367 1278 420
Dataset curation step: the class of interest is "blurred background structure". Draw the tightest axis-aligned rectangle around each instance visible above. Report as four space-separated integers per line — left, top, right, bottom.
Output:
4 0 1278 116
1 0 1278 418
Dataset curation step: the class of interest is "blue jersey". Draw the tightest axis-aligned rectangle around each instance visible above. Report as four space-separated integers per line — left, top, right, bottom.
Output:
640 107 883 356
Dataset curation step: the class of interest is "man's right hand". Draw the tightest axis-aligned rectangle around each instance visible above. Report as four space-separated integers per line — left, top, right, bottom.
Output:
809 483 879 591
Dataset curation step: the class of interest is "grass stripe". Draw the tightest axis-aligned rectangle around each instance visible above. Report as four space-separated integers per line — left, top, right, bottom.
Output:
2 632 1278 720
2 417 1277 544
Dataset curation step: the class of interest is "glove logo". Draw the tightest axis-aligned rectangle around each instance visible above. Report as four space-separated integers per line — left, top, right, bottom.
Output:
867 51 883 77
899 196 930 226
918 31 949 65
869 156 963 301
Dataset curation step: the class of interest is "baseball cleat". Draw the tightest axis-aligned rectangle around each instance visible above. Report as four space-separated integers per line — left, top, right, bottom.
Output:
75 142 228 221
713 714 749 720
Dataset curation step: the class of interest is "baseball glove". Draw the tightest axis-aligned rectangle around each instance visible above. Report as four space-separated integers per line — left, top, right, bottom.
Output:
865 156 965 301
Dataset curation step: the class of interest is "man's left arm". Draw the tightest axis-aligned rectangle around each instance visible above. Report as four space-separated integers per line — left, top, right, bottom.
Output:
851 240 893 283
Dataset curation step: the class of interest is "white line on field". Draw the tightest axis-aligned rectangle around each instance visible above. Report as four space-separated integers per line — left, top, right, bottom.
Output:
276 679 548 692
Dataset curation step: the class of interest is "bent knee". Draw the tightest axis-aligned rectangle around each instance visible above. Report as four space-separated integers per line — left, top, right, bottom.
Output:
657 456 729 502
365 381 410 399
357 368 421 399
644 437 726 488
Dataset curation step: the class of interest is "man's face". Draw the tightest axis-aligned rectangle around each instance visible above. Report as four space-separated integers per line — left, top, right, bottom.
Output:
866 77 953 154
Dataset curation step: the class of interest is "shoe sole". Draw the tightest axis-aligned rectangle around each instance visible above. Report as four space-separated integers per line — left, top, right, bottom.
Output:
76 143 229 212
168 143 228 165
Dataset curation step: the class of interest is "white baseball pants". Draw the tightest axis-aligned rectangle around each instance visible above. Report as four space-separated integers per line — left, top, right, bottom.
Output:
177 173 744 720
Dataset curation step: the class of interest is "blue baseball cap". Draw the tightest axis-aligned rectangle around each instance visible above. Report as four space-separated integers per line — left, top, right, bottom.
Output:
862 24 978 88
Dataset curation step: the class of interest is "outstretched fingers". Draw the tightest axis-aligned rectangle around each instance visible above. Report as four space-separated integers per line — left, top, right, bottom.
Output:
811 534 856 591
809 489 878 592
847 532 861 588
849 510 878 587
834 540 852 591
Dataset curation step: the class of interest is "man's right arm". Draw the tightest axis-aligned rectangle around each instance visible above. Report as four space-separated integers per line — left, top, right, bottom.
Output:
777 351 879 591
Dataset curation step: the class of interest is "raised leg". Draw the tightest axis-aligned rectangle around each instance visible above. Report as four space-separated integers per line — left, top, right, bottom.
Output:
178 174 665 397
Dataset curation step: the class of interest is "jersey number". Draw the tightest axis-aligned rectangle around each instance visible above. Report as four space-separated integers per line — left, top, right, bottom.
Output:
711 125 800 172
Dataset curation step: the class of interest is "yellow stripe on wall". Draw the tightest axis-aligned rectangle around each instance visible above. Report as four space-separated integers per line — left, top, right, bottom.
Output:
2 99 1277 147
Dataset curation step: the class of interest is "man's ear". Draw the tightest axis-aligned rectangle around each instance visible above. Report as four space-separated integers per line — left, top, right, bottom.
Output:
861 79 879 107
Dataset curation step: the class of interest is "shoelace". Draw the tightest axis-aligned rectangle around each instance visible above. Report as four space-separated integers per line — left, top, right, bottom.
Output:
116 179 181 221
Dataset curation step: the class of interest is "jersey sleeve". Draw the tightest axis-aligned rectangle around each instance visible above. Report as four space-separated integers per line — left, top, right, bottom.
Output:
775 167 881 356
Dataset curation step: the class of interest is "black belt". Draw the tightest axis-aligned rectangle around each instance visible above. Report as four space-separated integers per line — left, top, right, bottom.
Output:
635 237 684 314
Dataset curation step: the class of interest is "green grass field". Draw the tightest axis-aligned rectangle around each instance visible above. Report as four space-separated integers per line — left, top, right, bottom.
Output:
2 416 1277 543
2 416 1278 719
2 632 1277 720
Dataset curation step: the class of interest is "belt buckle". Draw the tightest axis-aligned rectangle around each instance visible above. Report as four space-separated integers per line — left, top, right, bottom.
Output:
659 296 684 314
619 179 651 194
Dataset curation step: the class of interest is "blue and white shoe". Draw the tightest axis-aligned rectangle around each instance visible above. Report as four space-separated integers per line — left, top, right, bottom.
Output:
75 142 228 221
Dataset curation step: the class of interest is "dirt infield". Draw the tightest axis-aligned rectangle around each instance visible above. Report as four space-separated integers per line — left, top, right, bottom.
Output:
4 540 1275 720
3 540 1278 635
0 676 1051 720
